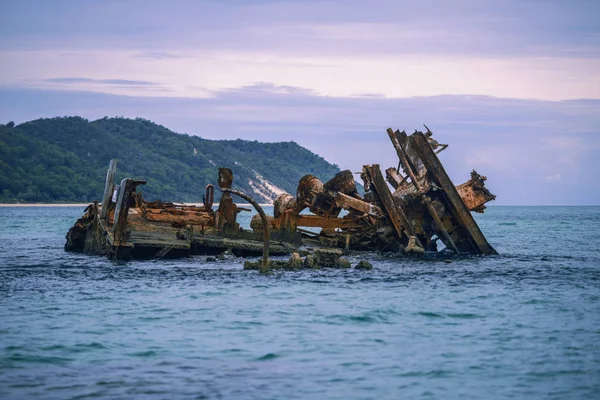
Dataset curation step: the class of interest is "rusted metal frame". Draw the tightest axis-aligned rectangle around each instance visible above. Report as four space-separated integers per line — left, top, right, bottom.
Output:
432 185 479 252
455 171 496 213
142 211 214 225
387 128 460 255
388 129 422 186
296 214 362 229
324 170 358 196
204 184 215 211
393 130 422 174
421 195 460 253
385 167 405 190
365 164 422 247
271 215 285 230
96 214 114 247
433 143 448 154
390 129 459 254
398 175 409 187
409 132 498 255
333 192 381 216
297 227 319 238
112 178 146 247
422 125 448 155
217 197 236 232
112 178 129 246
221 188 270 272
100 159 118 219
267 211 299 242
216 168 240 234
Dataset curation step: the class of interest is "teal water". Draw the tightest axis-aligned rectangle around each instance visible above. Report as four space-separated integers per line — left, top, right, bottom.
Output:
0 206 599 399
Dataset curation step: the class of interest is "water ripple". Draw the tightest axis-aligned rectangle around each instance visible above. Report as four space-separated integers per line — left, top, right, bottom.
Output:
0 206 599 399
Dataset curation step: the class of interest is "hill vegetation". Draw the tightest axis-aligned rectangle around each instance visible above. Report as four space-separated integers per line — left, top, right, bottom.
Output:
0 117 340 203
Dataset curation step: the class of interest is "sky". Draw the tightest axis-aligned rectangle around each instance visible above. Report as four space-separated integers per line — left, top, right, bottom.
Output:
1 0 599 205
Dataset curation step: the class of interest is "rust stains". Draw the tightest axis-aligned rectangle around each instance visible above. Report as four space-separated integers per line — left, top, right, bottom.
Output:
66 126 497 261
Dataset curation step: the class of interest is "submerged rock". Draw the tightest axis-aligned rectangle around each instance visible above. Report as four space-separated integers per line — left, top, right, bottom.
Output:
303 254 319 269
355 260 373 270
243 260 261 270
336 257 351 269
314 248 343 268
288 252 303 269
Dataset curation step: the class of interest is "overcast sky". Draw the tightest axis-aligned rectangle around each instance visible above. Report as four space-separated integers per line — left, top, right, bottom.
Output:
1 0 599 205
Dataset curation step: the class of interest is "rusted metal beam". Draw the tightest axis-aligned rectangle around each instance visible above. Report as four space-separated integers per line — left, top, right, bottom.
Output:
334 192 381 216
295 214 362 229
392 129 423 174
387 129 421 189
409 132 498 255
385 167 404 190
423 125 448 154
217 168 238 234
112 178 146 246
142 208 214 226
364 164 421 246
221 188 270 272
100 159 117 219
387 128 460 255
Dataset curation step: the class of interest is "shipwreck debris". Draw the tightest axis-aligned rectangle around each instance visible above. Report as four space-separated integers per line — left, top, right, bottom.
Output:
221 187 271 273
65 126 497 267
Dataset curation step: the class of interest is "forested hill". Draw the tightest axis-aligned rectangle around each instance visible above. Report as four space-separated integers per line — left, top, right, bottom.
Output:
0 117 340 204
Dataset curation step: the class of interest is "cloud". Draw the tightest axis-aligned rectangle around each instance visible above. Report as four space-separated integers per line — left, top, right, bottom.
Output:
3 49 599 100
545 173 562 182
1 0 599 204
219 82 319 96
1 86 599 205
2 0 599 58
1 1 599 101
135 52 189 60
43 77 159 86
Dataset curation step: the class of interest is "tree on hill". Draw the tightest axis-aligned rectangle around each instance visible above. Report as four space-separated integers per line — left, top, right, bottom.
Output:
0 117 340 203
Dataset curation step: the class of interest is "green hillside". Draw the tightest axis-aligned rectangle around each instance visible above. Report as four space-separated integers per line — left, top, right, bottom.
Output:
0 117 340 203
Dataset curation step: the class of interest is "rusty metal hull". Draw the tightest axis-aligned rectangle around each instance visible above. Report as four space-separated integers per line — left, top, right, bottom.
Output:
65 202 297 260
66 126 497 261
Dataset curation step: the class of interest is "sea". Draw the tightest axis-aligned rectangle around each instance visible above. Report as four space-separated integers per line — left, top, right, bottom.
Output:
0 205 599 400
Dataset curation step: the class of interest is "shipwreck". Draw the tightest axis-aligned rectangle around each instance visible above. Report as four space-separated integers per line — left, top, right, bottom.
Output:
65 127 497 269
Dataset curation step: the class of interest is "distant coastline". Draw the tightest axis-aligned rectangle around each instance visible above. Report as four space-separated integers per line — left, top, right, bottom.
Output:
0 117 339 206
0 203 273 207
0 203 90 207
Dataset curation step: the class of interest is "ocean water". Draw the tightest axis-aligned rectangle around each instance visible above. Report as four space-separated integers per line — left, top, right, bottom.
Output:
0 205 599 399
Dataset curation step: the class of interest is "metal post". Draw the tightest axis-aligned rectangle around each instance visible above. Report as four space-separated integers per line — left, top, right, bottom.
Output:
101 159 118 219
221 188 270 273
